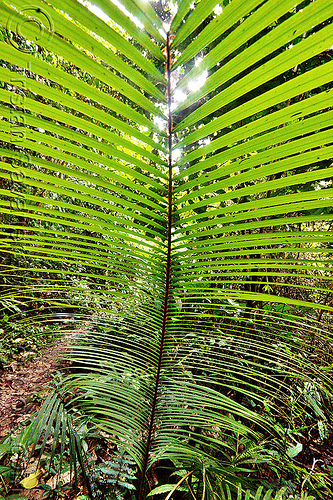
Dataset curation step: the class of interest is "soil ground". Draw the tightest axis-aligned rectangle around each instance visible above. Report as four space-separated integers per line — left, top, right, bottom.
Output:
0 337 82 499
0 340 69 441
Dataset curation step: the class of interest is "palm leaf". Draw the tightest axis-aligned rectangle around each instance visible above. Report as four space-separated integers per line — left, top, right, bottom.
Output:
0 0 332 498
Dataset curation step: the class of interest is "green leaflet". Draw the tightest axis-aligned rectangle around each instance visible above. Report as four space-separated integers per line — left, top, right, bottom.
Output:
1 3 164 117
175 26 333 133
173 0 262 68
53 0 165 77
175 0 298 84
175 0 332 108
174 109 333 192
7 0 166 94
170 0 193 34
174 89 333 174
0 81 167 162
171 0 222 48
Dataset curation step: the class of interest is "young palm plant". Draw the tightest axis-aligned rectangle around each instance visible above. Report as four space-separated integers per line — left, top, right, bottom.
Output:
0 0 333 498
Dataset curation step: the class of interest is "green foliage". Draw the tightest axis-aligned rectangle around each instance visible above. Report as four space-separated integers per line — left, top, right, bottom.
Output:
0 295 62 367
89 450 136 500
226 485 316 500
0 495 29 500
0 0 332 498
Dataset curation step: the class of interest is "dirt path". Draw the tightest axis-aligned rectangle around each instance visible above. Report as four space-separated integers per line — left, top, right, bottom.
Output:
0 324 91 499
0 340 71 441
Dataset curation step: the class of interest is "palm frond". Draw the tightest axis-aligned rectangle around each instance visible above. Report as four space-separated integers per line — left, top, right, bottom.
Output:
0 0 332 498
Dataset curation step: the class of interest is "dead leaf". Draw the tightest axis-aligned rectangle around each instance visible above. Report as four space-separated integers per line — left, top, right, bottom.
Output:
20 470 42 489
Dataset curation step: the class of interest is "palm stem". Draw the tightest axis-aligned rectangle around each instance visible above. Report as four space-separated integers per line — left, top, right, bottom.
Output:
138 31 174 499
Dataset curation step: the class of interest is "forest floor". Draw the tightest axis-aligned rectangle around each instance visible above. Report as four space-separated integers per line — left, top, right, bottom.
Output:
0 336 77 499
1 327 333 499
0 324 93 499
0 339 69 442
